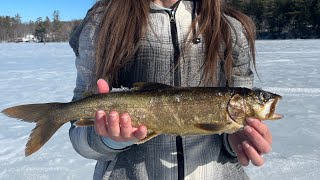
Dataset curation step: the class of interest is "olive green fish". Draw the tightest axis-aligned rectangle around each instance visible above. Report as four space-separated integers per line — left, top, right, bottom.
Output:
1 82 283 156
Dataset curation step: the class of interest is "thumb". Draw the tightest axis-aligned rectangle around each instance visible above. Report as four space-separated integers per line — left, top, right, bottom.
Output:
97 79 110 94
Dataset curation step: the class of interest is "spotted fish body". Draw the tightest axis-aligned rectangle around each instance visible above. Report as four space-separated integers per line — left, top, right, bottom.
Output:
79 87 245 135
2 82 283 156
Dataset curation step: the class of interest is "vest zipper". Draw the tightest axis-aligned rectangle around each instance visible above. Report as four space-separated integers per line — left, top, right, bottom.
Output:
166 5 184 180
166 9 181 87
176 136 184 180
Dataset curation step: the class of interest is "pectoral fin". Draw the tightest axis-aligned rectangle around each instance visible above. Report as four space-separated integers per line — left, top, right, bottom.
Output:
194 123 225 132
74 118 95 126
135 131 159 144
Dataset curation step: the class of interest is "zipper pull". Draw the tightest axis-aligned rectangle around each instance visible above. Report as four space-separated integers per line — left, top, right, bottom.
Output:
168 10 175 23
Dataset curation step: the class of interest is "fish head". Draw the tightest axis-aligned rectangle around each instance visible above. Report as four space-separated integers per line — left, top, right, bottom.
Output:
245 88 283 120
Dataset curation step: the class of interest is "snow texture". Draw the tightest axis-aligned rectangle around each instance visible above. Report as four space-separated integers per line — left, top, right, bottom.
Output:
0 40 319 180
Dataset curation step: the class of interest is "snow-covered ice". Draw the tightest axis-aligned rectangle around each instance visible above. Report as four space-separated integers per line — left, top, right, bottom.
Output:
0 43 95 180
245 40 320 180
0 40 319 180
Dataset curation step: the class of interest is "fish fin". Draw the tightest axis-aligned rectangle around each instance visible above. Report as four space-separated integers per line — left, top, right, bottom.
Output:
1 103 65 156
194 123 226 132
132 82 172 91
74 118 95 126
82 90 94 98
227 94 246 123
135 131 159 144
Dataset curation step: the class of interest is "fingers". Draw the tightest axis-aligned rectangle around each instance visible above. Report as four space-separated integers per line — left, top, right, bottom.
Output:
133 125 148 140
228 117 273 167
97 79 110 94
95 110 108 136
119 113 133 138
241 141 265 166
228 133 249 166
247 117 272 144
234 127 269 167
107 111 121 138
245 118 272 154
230 134 263 166
236 144 250 166
94 110 147 142
95 79 147 142
243 126 271 154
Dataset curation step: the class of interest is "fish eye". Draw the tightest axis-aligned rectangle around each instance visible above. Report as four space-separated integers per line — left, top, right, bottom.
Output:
253 90 267 103
259 92 265 101
258 91 273 104
252 89 272 104
263 92 272 100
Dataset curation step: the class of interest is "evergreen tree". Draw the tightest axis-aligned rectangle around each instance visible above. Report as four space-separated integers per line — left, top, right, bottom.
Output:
35 17 46 42
1 0 320 42
52 10 62 41
0 16 10 41
12 14 22 39
44 16 51 41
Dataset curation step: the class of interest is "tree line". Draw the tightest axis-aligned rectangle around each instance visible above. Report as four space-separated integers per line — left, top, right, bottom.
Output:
227 0 320 39
0 10 81 42
1 0 320 42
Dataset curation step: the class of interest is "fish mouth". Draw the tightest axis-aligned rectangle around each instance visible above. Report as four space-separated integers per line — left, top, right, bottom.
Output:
267 97 283 120
269 113 284 120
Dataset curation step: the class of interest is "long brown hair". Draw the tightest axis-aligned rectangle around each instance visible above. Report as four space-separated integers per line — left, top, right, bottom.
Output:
94 0 256 85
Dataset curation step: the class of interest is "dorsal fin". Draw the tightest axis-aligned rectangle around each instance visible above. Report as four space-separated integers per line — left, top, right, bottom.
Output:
132 82 173 91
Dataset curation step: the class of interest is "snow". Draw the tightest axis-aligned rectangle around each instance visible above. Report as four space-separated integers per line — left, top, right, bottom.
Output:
245 39 320 180
0 43 95 180
0 40 319 179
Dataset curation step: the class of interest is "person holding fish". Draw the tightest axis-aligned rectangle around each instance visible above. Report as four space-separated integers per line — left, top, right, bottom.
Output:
2 0 278 179
68 0 275 179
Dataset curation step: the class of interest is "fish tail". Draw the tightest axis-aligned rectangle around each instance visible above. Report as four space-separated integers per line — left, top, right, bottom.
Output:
2 103 65 156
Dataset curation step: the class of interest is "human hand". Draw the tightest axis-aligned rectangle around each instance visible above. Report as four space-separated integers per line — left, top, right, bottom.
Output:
94 79 148 142
228 117 272 166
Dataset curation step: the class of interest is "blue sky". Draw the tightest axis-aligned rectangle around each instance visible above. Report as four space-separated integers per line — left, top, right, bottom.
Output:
0 0 97 22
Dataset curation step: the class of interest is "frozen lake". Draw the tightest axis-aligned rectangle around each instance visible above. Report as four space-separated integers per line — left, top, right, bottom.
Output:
0 40 319 180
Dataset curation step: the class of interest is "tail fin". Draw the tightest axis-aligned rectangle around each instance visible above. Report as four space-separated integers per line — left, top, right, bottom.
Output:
2 103 64 156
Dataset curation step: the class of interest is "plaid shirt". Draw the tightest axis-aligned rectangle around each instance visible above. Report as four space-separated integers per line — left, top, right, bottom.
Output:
69 1 253 180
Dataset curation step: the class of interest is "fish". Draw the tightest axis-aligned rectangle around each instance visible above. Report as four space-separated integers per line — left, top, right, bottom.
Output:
1 82 283 156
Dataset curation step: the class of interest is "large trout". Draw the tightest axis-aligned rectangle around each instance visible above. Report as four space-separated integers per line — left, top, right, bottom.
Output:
2 82 283 156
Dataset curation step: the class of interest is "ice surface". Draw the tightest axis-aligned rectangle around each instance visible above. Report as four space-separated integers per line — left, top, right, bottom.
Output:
246 40 320 180
0 43 95 180
0 40 319 180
